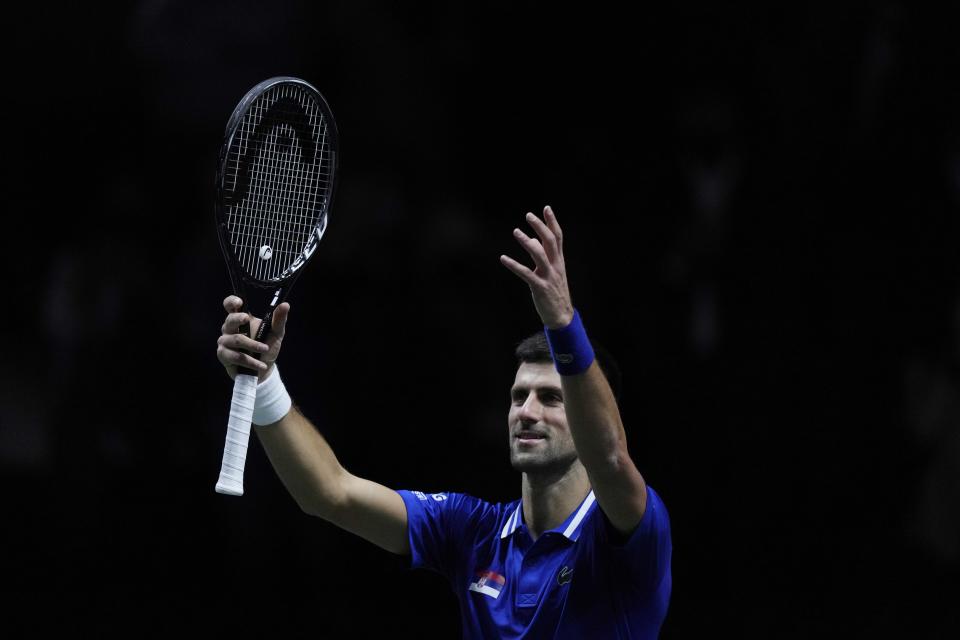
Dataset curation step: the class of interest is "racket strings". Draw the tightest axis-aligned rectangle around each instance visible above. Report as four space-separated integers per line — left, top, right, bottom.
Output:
225 83 333 281
238 92 328 279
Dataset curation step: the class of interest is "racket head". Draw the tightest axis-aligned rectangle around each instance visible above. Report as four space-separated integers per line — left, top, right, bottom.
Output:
215 76 338 306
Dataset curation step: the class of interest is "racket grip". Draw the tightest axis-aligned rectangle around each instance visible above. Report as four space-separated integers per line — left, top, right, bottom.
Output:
215 373 258 496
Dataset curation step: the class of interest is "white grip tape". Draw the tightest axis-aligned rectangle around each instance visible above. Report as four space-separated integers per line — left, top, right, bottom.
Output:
215 373 258 496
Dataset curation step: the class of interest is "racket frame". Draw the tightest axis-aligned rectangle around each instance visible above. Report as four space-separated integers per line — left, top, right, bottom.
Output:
215 76 338 351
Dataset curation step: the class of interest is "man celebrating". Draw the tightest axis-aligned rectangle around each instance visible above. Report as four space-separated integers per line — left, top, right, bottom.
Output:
216 206 672 638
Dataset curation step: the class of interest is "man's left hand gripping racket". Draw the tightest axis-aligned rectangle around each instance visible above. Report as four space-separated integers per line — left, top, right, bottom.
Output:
214 77 338 496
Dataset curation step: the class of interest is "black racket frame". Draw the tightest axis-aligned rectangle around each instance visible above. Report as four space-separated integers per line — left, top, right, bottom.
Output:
214 76 339 373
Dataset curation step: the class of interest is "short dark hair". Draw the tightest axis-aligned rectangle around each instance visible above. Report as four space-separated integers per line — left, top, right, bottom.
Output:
514 331 622 402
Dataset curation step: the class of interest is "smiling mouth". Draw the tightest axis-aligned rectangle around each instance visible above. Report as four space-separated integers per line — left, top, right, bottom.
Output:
516 432 546 442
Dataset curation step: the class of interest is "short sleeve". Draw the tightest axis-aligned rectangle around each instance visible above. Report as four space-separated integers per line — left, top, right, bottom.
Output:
603 485 672 596
396 490 494 583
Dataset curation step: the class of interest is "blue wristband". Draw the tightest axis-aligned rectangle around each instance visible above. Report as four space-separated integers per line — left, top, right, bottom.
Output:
545 309 595 376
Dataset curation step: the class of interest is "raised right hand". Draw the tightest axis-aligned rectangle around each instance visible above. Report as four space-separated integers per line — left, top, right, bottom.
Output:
216 295 291 382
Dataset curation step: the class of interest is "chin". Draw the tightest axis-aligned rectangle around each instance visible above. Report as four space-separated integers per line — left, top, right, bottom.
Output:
510 457 541 473
510 449 544 472
509 449 575 475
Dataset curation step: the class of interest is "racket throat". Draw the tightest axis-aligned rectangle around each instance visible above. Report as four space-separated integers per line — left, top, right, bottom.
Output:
254 307 276 342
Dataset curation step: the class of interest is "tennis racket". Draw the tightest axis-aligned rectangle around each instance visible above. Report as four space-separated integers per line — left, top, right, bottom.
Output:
214 76 338 496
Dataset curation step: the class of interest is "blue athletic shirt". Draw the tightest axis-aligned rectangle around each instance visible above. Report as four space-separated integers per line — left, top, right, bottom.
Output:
396 485 672 639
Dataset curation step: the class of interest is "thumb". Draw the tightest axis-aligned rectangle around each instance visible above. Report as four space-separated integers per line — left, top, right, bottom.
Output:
272 302 291 337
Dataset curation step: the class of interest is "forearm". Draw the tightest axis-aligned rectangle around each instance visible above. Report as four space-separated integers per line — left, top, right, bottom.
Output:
561 362 631 472
254 405 348 518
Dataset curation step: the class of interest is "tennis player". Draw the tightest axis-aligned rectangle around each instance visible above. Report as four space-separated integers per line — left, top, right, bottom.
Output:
216 206 672 638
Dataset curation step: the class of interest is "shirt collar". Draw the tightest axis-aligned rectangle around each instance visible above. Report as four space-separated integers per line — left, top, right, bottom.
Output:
501 490 597 542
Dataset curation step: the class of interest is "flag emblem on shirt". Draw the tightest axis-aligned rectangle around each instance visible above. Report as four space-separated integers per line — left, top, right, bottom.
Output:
468 569 506 599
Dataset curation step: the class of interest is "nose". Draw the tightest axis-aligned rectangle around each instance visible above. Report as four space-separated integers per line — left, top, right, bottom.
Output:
517 393 541 424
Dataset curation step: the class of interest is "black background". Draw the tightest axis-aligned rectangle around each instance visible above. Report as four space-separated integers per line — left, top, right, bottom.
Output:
3 2 959 637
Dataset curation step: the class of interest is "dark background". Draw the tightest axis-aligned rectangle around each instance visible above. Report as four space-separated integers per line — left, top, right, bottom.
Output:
2 1 959 637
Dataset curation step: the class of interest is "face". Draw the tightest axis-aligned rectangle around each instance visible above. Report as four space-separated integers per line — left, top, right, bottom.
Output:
508 361 579 474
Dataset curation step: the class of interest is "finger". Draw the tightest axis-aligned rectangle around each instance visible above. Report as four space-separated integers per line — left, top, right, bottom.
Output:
224 296 243 312
231 350 269 371
218 333 270 354
500 254 540 286
513 228 551 273
217 345 269 371
525 212 558 261
543 206 563 249
222 311 252 334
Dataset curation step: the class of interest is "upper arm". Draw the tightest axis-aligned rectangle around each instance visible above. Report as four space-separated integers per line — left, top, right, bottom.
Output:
323 472 411 555
601 485 672 598
395 491 493 579
587 453 648 538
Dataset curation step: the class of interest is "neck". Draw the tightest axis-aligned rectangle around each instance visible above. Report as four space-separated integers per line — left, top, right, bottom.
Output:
520 461 590 541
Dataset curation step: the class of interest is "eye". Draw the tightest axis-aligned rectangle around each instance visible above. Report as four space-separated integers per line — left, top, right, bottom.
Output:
541 392 563 406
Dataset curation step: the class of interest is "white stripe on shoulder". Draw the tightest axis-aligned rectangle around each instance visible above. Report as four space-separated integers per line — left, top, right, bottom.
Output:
501 503 521 539
562 491 596 539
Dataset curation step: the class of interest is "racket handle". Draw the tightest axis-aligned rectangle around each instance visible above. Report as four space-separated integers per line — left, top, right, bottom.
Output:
215 373 258 496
